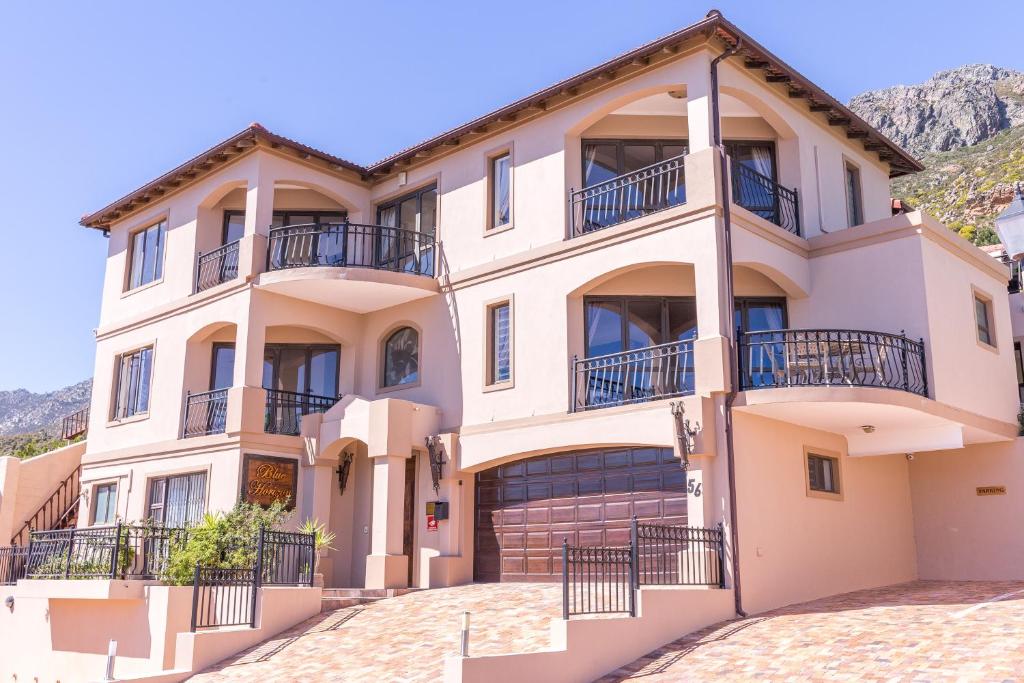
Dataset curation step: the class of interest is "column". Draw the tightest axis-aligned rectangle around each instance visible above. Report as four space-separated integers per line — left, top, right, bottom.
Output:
237 157 274 280
364 454 409 589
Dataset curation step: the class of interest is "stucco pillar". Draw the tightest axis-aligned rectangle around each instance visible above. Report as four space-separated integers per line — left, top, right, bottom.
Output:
232 296 266 389
0 457 22 544
237 158 275 280
364 454 409 588
685 52 714 153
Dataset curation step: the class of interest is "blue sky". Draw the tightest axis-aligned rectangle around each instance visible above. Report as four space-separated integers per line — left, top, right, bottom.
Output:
1 0 1021 392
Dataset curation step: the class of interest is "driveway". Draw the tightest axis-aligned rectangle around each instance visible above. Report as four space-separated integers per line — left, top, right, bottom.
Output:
600 580 1024 682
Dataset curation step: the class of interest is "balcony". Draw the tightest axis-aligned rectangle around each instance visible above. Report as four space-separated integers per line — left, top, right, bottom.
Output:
61 406 90 441
256 222 439 312
730 159 800 236
194 240 240 293
569 153 686 237
182 389 229 438
264 389 340 435
571 339 695 412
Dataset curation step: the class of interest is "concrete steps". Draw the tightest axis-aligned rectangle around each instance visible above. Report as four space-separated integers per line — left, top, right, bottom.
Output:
320 587 419 612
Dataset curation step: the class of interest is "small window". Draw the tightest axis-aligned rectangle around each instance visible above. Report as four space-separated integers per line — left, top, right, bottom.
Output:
222 210 246 244
807 453 840 494
113 346 154 420
487 301 512 385
92 483 118 525
490 152 511 229
844 162 863 227
147 472 207 527
975 295 994 347
127 220 166 290
382 327 419 388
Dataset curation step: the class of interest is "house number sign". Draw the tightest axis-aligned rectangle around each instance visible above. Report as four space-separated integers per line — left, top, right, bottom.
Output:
976 486 1006 496
241 454 298 510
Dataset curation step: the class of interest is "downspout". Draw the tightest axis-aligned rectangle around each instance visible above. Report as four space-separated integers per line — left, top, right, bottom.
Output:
711 36 747 618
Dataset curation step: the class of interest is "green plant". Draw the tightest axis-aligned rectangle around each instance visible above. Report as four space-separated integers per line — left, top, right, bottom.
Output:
162 501 291 585
299 518 336 553
1017 405 1024 437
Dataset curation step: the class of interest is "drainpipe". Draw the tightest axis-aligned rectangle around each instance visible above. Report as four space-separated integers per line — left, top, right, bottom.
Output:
711 35 747 618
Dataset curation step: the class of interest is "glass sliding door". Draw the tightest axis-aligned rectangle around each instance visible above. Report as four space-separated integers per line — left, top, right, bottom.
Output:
263 344 340 434
735 297 788 388
725 141 779 223
376 185 437 275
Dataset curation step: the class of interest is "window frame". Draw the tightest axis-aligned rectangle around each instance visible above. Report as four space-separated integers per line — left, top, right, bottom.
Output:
110 344 155 423
486 148 513 233
91 482 119 525
146 470 208 527
972 287 996 350
124 218 168 293
804 447 843 500
843 159 864 227
210 342 236 391
484 297 514 389
379 324 422 392
262 343 341 397
733 297 789 334
581 138 690 188
583 295 699 358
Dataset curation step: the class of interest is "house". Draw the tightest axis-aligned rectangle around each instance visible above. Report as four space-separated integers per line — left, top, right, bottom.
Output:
2 10 1022 682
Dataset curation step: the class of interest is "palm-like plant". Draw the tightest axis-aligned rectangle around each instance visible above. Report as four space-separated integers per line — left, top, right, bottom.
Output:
299 518 336 552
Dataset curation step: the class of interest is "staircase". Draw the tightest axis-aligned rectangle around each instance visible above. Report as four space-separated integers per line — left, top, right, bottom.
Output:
321 587 419 612
10 465 82 547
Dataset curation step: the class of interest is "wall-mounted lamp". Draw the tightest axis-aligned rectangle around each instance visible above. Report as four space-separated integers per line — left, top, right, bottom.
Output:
425 436 445 495
336 452 353 496
671 401 699 471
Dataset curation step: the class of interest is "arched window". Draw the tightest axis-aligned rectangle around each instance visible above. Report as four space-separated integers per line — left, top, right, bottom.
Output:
382 327 419 387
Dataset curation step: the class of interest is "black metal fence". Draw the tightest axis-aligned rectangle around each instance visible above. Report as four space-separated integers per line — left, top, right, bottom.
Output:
571 339 695 411
268 222 435 276
61 407 90 441
0 546 28 585
264 389 340 435
738 329 928 397
260 530 316 586
561 520 725 619
191 566 258 630
22 524 188 580
633 521 724 588
730 159 800 236
195 240 241 292
570 153 686 237
182 389 229 438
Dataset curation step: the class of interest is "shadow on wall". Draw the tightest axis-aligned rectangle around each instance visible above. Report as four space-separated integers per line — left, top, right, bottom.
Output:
49 598 152 656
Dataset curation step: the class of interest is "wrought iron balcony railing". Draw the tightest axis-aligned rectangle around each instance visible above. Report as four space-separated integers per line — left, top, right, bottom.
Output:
61 406 90 441
267 223 435 277
569 153 686 237
182 389 229 438
195 240 241 293
571 338 695 412
264 389 341 435
730 159 800 236
738 329 928 396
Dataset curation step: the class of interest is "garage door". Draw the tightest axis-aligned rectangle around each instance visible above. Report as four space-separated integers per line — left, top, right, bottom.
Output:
473 446 686 582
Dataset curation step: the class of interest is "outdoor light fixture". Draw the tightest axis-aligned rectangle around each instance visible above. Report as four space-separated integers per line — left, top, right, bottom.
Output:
425 435 445 495
671 401 699 471
336 452 353 496
860 425 876 434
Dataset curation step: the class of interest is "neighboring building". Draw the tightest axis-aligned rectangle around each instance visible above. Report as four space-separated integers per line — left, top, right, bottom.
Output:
2 10 1023 680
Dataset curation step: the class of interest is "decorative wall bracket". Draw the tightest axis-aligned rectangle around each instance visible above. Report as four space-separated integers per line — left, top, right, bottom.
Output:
336 452 353 496
425 435 445 495
671 401 699 471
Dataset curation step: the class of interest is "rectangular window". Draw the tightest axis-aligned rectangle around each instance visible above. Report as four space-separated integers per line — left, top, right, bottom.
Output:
113 346 154 420
262 344 340 397
148 472 207 527
488 301 512 384
92 483 118 525
210 343 235 390
490 153 511 229
975 295 994 346
1015 342 1023 402
845 161 863 227
127 220 166 290
584 296 698 357
222 211 246 244
807 453 840 494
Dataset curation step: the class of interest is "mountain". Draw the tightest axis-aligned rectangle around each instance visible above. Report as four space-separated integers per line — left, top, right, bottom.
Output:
0 379 92 437
849 65 1024 245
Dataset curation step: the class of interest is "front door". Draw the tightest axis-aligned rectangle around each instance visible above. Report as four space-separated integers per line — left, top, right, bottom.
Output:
402 455 417 586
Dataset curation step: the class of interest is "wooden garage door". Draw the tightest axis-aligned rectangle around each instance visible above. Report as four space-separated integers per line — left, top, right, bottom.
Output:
474 446 685 582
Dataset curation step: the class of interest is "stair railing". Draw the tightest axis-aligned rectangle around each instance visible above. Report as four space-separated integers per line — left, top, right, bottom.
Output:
11 466 82 547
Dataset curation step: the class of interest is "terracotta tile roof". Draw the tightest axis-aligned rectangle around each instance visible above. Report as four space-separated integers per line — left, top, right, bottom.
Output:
82 10 922 230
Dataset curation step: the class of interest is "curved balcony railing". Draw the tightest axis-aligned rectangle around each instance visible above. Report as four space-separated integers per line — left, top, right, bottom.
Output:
730 159 800 236
571 339 695 412
738 329 927 396
265 389 341 435
569 153 687 237
267 223 435 277
182 389 229 438
195 240 240 293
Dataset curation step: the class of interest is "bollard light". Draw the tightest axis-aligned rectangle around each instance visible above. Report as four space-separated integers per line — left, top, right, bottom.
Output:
103 639 117 682
459 611 471 657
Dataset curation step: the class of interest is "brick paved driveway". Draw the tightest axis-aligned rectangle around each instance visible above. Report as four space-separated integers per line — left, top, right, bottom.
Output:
600 580 1024 682
187 582 562 683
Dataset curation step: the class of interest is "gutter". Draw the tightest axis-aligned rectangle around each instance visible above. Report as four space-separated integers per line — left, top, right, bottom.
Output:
710 35 747 619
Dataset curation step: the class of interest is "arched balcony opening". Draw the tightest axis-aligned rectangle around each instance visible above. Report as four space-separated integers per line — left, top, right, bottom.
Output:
567 262 698 411
194 182 248 293
181 322 237 438
261 324 346 436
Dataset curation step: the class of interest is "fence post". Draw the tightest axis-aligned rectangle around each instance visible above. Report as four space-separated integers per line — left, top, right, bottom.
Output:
110 521 123 579
189 563 201 632
793 187 801 236
570 355 578 412
251 526 265 629
64 527 76 579
561 538 569 620
629 517 639 617
24 534 34 579
716 522 726 589
308 532 316 587
568 188 575 239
